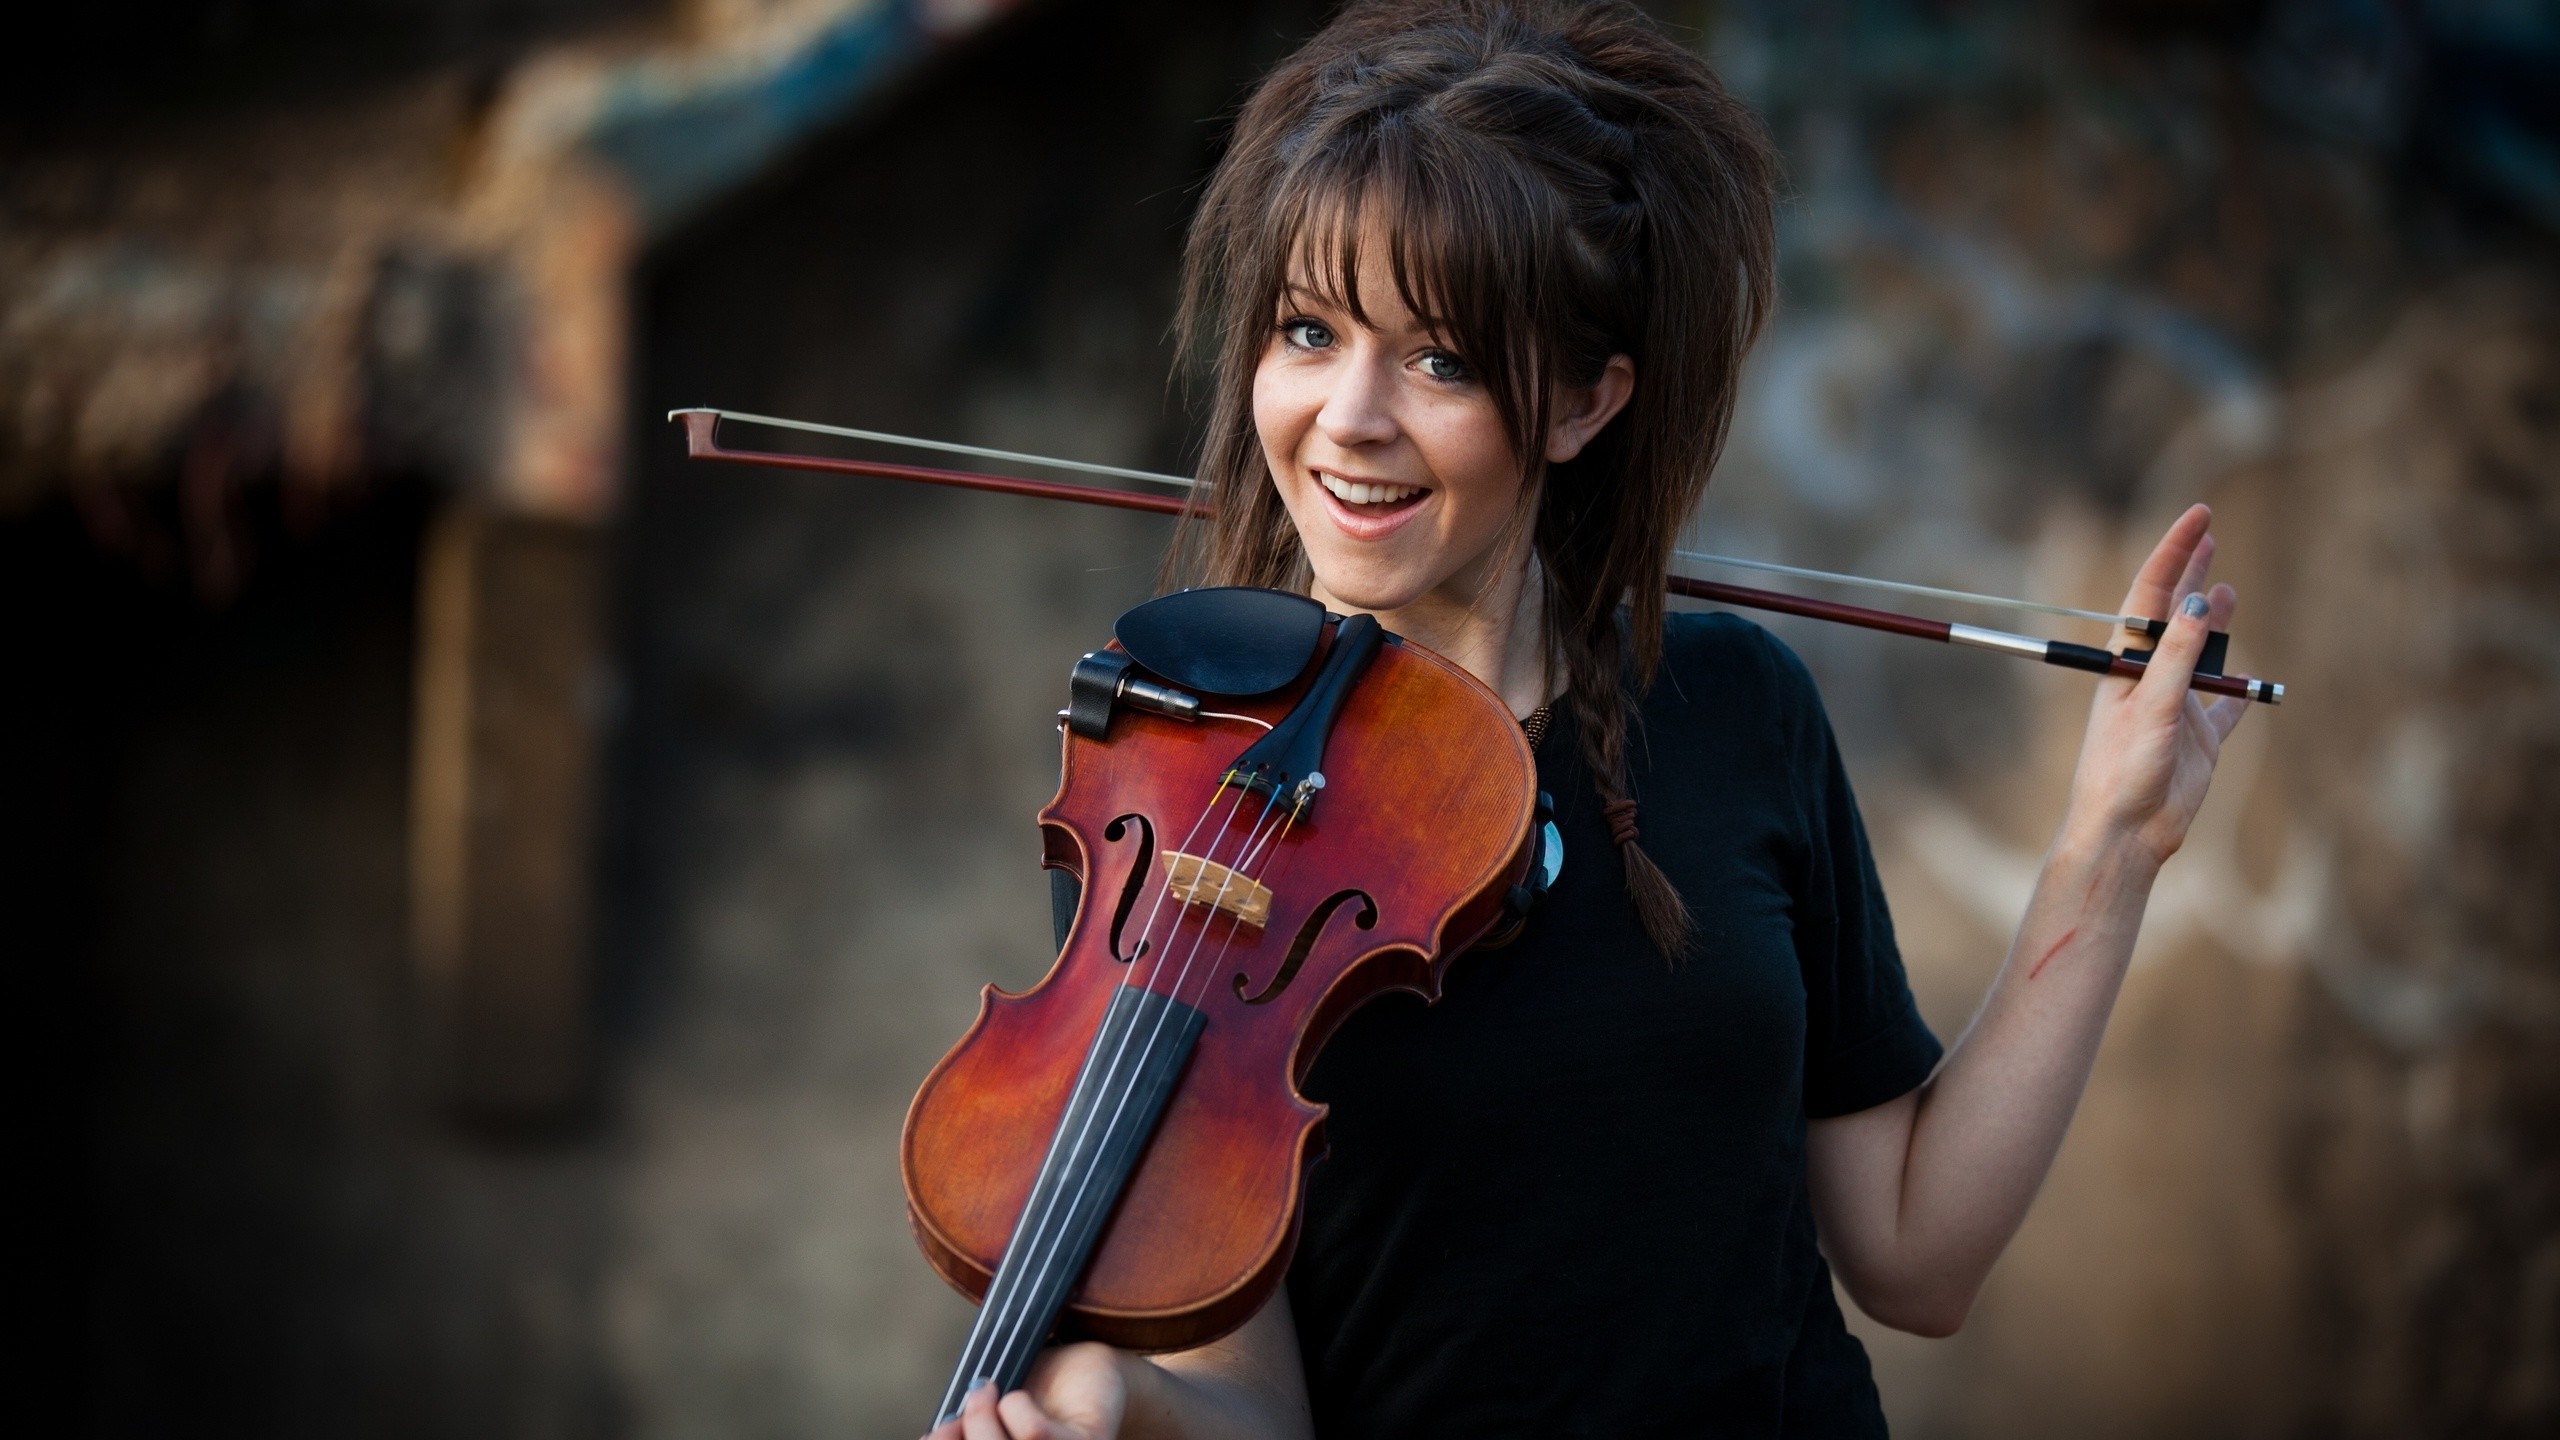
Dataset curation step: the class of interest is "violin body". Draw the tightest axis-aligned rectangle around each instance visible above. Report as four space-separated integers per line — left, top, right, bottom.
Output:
901 617 1535 1359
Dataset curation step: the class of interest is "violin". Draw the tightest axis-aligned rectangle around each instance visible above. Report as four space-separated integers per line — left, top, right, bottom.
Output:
903 586 1544 1421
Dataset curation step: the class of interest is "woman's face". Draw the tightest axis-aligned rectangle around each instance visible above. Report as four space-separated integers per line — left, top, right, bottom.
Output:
1253 242 1631 618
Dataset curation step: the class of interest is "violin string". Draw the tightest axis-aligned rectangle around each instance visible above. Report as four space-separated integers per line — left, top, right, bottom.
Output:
973 787 1295 1391
1175 803 1303 1015
960 781 1281 1399
967 797 1283 1397
938 781 1248 1417
969 696 1317 1392
979 791 1303 1392
976 797 1296 1395
686 409 2138 630
972 784 1289 1386
987 766 1321 1397
1116 779 1250 983
947 780 1258 1412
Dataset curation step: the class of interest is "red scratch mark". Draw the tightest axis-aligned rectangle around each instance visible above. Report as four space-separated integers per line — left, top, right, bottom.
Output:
2027 872 2104 980
2027 926 2078 981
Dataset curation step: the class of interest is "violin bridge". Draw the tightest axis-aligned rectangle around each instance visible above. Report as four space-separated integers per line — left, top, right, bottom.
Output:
1161 851 1273 930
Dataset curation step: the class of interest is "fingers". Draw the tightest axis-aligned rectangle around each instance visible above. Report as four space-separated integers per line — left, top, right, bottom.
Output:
959 1383 1012 1440
2204 581 2236 631
2196 581 2242 739
946 1381 1077 1440
2171 531 2216 608
2121 503 2213 621
2201 692 2248 745
998 1391 1066 1440
2134 588 2215 715
2145 573 2251 742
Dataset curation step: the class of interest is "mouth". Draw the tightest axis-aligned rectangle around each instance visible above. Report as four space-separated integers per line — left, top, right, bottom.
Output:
1318 471 1426 507
1313 469 1430 539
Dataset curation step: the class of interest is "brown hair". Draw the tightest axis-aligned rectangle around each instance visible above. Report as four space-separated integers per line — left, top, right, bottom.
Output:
1173 0 1777 959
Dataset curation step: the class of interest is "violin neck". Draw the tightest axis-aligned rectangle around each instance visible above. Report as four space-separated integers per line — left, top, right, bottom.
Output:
932 984 1208 1425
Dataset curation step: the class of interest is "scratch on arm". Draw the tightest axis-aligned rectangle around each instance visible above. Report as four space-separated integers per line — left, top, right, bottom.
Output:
2026 868 2109 981
2026 926 2077 981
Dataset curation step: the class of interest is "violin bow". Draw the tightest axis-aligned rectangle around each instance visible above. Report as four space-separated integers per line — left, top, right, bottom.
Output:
670 408 2283 706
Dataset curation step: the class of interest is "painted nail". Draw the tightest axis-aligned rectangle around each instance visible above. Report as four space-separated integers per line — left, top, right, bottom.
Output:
2182 592 2208 619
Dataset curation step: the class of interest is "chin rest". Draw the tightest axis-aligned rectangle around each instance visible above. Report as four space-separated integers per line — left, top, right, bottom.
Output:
1112 587 1330 697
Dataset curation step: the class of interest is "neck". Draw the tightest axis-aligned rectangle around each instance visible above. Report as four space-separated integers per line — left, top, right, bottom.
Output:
1310 545 1552 720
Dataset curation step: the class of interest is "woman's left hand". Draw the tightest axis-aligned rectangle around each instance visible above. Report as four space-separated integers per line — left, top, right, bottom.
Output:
2065 503 2250 868
933 1344 1128 1440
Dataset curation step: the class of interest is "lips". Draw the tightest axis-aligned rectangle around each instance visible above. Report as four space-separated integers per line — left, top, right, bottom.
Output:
1311 468 1430 541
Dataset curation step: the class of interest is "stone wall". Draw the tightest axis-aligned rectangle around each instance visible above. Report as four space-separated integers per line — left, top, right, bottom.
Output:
15 1 2556 1436
1695 5 2560 1433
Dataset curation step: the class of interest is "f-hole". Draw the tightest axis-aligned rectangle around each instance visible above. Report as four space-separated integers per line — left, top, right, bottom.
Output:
1235 890 1376 1004
1103 814 1155 963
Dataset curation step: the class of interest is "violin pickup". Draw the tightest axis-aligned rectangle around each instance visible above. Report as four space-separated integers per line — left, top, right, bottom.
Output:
1161 852 1274 930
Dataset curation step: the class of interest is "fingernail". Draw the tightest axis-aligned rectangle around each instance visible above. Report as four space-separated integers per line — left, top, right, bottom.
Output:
2182 592 2208 619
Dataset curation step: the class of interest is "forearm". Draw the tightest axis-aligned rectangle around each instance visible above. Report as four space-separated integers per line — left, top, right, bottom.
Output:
1117 1299 1312 1440
1822 813 2162 1330
1118 1358 1306 1440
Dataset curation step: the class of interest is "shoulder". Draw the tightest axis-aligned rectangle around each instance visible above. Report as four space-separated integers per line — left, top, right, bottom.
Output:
1653 610 1824 727
1634 612 1838 854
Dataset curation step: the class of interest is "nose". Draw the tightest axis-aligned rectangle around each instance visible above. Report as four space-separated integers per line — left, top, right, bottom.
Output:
1314 346 1399 451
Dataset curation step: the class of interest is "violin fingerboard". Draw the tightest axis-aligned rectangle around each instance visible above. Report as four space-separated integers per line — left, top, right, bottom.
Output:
932 984 1206 1423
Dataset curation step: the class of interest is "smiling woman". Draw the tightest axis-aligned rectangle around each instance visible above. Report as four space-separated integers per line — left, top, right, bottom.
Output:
928 4 2254 1439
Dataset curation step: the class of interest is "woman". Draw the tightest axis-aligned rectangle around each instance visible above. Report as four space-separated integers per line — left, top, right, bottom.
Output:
934 2 2246 1435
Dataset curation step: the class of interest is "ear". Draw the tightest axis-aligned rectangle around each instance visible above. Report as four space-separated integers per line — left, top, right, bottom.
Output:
1545 355 1635 465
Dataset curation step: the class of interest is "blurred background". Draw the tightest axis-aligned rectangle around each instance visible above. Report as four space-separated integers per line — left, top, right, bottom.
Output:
5 0 2555 1435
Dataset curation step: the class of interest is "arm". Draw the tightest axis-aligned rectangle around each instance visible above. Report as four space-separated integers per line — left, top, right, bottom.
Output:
933 1291 1314 1440
1806 504 2249 1338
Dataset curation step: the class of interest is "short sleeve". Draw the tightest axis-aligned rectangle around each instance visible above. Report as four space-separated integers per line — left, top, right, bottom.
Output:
1769 638 1942 1118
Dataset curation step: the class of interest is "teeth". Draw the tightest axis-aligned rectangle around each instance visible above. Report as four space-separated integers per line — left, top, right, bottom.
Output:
1319 472 1422 506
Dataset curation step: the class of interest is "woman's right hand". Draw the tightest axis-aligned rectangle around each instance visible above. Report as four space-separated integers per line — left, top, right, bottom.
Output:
925 1343 1129 1440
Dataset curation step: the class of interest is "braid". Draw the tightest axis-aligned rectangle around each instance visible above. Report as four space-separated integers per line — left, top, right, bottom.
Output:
1554 583 1691 960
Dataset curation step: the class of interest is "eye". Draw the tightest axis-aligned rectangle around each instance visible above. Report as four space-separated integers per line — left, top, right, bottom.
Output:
1279 317 1336 351
1419 349 1470 383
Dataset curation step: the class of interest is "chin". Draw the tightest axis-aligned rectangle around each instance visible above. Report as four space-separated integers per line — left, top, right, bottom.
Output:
1305 559 1434 615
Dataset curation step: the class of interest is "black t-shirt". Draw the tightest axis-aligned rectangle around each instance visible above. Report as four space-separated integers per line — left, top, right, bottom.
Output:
1046 613 1940 1436
1283 613 1941 1438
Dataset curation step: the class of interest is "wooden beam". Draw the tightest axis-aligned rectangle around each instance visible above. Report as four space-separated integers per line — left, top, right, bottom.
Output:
410 504 602 1124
